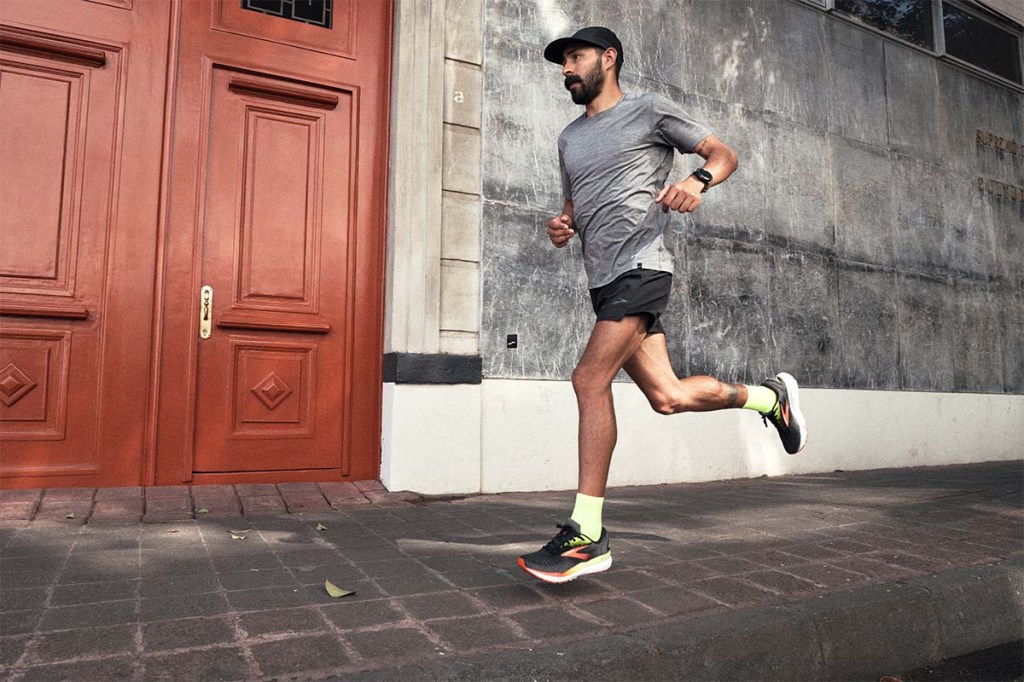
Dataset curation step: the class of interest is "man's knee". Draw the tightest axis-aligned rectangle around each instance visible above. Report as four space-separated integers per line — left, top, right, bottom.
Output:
650 392 683 415
571 365 610 395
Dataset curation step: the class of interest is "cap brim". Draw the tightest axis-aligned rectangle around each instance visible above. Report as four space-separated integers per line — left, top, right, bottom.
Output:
543 37 603 64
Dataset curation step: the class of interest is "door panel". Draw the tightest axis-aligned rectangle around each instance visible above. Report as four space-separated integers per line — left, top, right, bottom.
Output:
193 69 352 472
0 3 170 487
155 0 390 483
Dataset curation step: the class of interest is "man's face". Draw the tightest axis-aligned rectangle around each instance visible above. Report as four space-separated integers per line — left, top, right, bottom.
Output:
561 44 606 106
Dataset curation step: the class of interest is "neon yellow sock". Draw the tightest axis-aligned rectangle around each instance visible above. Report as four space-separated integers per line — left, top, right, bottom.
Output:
743 385 779 416
570 493 604 540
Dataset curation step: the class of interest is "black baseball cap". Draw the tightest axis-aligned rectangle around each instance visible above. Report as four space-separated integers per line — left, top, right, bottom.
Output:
543 26 624 67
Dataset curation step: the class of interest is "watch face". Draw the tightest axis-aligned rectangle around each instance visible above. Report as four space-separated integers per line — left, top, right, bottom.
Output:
694 169 713 183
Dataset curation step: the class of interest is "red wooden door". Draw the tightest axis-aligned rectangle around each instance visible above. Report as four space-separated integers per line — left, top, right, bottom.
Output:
0 1 170 488
154 0 390 483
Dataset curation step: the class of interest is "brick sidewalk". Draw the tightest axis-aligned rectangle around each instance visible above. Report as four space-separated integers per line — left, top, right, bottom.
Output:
0 461 1020 680
0 481 421 525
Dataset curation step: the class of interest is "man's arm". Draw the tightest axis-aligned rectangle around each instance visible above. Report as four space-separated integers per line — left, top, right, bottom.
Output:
547 199 575 248
655 134 738 213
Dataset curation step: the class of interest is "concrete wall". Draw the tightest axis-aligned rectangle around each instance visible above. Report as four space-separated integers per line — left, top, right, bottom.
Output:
480 0 1024 394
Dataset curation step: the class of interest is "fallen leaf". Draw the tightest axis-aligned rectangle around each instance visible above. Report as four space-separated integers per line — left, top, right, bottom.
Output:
165 529 180 534
230 529 253 534
324 579 354 598
196 508 209 514
230 534 247 540
65 512 76 519
315 523 327 531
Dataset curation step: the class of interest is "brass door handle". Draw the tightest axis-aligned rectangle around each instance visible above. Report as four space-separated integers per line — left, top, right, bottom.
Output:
199 285 213 339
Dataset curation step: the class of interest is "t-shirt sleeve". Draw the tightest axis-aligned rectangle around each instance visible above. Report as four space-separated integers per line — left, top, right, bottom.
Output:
649 93 713 154
558 141 572 201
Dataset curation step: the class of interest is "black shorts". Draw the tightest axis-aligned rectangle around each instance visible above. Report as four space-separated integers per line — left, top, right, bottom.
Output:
589 268 672 335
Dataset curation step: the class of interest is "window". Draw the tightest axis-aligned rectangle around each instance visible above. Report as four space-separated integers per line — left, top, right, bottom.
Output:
944 3 1022 84
834 0 936 49
241 0 333 29
824 0 1023 86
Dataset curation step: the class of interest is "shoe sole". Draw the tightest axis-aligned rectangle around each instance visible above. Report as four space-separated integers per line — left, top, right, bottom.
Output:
517 553 612 584
777 372 807 453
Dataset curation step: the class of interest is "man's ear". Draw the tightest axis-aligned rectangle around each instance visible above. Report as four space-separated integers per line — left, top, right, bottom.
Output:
603 47 618 72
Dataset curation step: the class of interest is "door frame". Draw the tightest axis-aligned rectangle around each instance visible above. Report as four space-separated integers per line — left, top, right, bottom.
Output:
148 0 392 485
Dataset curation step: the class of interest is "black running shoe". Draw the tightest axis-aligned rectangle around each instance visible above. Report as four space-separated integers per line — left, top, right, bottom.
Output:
761 372 807 454
517 520 611 583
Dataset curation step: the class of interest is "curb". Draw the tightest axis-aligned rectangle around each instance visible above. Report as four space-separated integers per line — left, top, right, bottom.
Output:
341 559 1023 681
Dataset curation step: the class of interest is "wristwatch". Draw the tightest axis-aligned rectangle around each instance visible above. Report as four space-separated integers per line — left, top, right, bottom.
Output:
691 168 713 193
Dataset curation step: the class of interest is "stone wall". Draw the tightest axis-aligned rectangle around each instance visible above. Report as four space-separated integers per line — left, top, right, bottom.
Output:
480 0 1023 394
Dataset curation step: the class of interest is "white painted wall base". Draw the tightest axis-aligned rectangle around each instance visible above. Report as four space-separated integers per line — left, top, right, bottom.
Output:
380 383 482 494
380 379 1023 495
480 380 1024 493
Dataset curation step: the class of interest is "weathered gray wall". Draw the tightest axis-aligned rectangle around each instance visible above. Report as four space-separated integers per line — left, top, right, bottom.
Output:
480 0 1023 393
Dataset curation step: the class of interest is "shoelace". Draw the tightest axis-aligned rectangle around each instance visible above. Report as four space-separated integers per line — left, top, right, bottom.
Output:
544 524 588 553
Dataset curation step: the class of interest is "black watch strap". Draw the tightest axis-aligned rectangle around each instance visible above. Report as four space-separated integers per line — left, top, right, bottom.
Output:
692 168 713 192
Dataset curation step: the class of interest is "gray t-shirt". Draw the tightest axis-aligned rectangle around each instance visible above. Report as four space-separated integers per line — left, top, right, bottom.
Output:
558 92 712 288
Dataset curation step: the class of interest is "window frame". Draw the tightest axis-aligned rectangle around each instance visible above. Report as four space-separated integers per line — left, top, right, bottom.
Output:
790 0 1024 92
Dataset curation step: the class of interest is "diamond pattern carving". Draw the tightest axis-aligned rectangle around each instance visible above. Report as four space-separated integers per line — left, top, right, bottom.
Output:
0 363 37 407
252 372 292 410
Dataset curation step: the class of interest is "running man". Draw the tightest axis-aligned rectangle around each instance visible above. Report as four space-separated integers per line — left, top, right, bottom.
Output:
517 27 808 584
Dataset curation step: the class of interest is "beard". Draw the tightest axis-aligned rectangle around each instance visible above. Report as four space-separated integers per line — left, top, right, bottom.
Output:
564 65 605 105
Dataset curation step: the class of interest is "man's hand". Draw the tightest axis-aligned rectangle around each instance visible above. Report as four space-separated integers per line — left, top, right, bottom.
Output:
655 177 704 214
547 213 575 248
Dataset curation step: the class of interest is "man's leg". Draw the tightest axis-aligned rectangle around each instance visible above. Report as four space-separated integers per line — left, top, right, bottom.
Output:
517 315 648 584
623 333 747 413
623 333 807 453
572 316 650 497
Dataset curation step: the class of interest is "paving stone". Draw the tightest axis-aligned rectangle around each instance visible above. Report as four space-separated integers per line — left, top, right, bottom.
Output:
658 561 720 584
467 584 546 610
277 482 322 494
40 488 95 502
321 599 405 630
363 491 422 506
649 543 722 561
689 577 777 607
51 579 139 606
142 646 249 681
576 597 661 626
0 587 47 612
250 634 350 677
591 568 671 593
239 496 286 516
143 498 193 522
140 592 229 622
20 656 136 682
827 556 920 581
782 562 871 589
234 484 279 497
374 572 454 597
95 487 143 500
0 501 38 520
428 614 526 650
89 499 144 523
224 585 311 611
280 492 332 513
400 591 486 621
739 549 813 569
319 482 368 507
631 585 723 617
38 600 138 631
145 487 190 501
1 609 43 635
29 623 136 663
237 607 328 637
353 480 385 493
0 489 42 503
779 544 849 561
509 607 602 639
740 570 821 597
347 626 439 660
218 567 298 591
0 636 28 666
143 616 237 651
